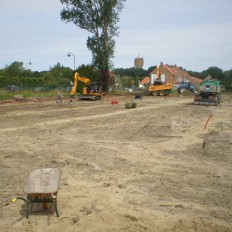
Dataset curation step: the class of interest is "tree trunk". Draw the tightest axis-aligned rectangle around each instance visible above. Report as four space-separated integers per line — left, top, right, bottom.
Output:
99 70 110 93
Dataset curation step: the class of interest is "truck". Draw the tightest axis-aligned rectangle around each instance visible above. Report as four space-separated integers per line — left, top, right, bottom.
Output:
70 72 103 101
194 80 221 105
149 65 173 96
177 82 194 94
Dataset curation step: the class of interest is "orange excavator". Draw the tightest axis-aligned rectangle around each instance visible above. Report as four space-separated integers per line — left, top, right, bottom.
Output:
149 65 173 96
70 72 102 101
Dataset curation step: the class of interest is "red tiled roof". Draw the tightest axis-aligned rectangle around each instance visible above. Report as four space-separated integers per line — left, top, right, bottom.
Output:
189 76 203 84
140 77 150 85
149 63 203 85
164 64 202 84
164 64 175 74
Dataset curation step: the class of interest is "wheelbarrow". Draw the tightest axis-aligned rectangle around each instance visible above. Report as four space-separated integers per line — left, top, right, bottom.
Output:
12 168 62 218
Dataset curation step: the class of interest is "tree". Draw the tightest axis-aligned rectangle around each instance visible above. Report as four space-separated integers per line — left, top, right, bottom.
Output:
5 61 24 78
49 63 73 87
113 67 149 88
223 69 232 90
201 66 225 81
147 66 157 74
77 64 99 82
114 67 148 79
60 0 126 92
185 70 202 79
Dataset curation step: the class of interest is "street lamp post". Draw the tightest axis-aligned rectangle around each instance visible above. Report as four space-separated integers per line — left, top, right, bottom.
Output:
67 52 76 71
26 61 32 89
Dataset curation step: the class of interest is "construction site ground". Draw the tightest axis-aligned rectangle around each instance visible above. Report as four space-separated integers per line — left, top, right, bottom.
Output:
0 93 232 232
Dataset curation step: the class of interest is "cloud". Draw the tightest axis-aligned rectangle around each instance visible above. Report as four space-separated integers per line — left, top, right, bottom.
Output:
0 0 232 71
114 0 232 70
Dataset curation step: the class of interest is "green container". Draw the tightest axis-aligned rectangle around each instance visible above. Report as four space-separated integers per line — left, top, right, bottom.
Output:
199 80 221 93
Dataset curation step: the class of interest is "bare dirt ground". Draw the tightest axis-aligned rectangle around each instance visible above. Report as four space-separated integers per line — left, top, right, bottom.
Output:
0 93 232 232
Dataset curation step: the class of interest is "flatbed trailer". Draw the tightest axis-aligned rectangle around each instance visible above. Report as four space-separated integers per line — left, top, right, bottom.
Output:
149 83 172 96
194 92 221 105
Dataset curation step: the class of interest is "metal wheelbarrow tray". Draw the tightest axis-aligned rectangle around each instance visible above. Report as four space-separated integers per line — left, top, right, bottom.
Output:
23 168 61 218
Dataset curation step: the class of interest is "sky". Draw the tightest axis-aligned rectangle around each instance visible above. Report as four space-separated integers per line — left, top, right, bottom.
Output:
1 0 232 72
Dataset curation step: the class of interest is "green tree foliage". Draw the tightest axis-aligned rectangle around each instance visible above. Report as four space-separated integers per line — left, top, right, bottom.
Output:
223 69 232 90
113 67 149 87
49 62 73 87
201 66 225 81
114 67 148 78
187 66 232 90
1 61 232 91
49 62 64 79
5 61 24 78
185 70 202 79
72 64 100 93
60 0 126 92
147 66 157 74
77 64 99 81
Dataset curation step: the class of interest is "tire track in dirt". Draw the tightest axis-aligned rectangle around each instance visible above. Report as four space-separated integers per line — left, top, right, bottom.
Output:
0 99 191 133
0 104 107 117
0 98 165 117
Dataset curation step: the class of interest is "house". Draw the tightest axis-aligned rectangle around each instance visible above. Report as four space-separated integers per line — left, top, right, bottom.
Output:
139 76 150 87
205 75 213 80
148 62 202 89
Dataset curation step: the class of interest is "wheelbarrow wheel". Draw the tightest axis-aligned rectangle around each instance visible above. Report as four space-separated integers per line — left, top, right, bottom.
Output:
43 203 51 210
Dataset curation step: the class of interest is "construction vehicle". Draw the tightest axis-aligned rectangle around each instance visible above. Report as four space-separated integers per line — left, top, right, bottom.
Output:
194 80 221 105
70 72 102 101
149 65 173 96
177 82 194 94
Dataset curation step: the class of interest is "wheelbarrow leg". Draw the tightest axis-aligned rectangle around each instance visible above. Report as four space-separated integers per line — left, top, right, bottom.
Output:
26 202 33 219
54 200 59 217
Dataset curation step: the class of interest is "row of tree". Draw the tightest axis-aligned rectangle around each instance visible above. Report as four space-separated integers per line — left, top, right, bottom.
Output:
0 62 99 92
58 1 232 91
187 67 232 89
0 61 231 90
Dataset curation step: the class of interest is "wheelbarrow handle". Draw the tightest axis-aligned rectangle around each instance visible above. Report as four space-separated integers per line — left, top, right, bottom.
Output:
12 196 31 203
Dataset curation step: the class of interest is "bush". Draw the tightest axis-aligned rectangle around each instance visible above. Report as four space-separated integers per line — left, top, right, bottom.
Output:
125 100 137 109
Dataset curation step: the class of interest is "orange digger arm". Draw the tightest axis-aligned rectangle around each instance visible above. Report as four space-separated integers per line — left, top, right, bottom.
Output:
70 72 91 96
157 65 161 80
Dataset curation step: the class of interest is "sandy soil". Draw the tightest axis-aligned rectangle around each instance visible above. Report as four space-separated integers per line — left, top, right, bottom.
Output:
0 93 232 232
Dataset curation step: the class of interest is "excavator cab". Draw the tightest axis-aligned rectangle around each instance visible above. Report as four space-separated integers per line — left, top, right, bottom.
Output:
153 80 164 86
89 82 100 93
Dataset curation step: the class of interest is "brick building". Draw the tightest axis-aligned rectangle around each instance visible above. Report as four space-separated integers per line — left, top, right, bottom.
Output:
149 62 202 88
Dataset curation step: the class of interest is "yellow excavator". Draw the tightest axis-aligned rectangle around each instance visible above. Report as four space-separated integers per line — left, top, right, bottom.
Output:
149 65 173 96
70 72 103 101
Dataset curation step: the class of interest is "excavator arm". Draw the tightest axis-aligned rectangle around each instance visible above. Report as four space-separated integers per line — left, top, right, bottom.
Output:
157 65 161 80
70 72 102 101
70 72 91 97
